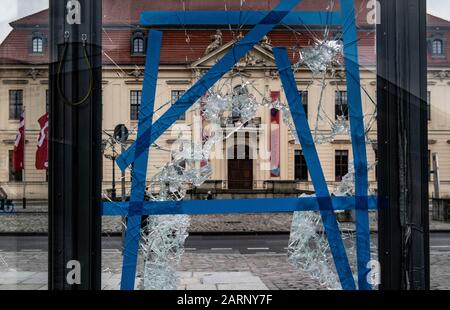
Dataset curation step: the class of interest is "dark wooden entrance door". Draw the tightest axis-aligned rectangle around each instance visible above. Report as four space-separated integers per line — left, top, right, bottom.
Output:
228 159 253 189
228 145 253 190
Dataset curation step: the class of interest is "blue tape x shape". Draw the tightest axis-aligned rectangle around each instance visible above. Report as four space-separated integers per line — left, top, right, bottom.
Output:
103 0 373 290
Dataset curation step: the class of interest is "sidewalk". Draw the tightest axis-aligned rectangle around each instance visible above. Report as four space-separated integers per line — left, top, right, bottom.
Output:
1 251 449 290
0 271 269 290
0 251 326 290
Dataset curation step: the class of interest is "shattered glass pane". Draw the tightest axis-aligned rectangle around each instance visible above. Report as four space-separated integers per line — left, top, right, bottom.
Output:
141 215 190 290
295 40 343 76
288 210 341 290
334 161 377 196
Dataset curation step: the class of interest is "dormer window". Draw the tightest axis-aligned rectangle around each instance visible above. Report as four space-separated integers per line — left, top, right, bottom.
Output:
428 34 445 58
432 39 443 56
131 31 145 55
133 37 144 54
32 33 44 54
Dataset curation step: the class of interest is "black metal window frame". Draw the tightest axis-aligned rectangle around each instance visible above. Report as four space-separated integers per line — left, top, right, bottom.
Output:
377 0 429 290
130 90 142 121
9 89 23 120
294 149 308 181
427 91 431 121
171 90 186 121
335 90 349 120
335 149 349 182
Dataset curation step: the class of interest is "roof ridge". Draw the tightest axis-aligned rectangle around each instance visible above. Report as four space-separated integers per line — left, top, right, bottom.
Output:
5 6 450 28
9 9 49 26
427 14 450 26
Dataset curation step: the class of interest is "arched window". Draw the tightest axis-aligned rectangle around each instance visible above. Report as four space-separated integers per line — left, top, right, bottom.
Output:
432 39 443 56
231 85 249 120
32 35 43 54
132 37 144 54
131 31 145 55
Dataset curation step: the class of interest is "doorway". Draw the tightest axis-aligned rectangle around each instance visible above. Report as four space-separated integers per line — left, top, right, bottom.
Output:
228 144 253 190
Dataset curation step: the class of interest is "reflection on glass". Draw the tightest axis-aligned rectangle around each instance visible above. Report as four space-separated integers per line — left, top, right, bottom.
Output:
0 0 49 290
0 0 446 291
427 0 450 290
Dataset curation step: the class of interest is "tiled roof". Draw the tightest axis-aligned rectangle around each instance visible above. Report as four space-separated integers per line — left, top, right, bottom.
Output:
10 9 48 26
427 14 450 27
10 0 450 28
12 0 342 26
0 29 49 65
0 0 448 67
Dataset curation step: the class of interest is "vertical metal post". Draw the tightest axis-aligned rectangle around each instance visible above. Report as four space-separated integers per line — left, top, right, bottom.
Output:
121 125 127 202
48 0 102 290
112 145 116 200
121 148 126 201
377 0 430 290
121 143 126 252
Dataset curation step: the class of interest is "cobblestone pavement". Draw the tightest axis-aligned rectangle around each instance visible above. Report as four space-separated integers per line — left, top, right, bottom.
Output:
1 210 449 233
0 250 449 290
178 254 328 290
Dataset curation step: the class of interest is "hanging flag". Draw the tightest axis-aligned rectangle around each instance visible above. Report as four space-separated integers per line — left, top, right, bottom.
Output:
35 113 49 170
270 91 281 177
13 111 25 172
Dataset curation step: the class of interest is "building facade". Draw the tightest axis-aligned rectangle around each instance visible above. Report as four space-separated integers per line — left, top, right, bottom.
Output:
0 0 449 200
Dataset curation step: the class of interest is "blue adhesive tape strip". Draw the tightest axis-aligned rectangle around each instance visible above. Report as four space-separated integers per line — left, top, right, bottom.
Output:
116 0 304 172
273 47 356 290
102 196 379 216
140 11 343 26
120 30 162 291
117 0 304 291
340 0 371 290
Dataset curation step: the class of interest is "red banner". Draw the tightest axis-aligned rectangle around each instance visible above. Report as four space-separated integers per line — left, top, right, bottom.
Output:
13 112 25 172
35 113 49 170
270 91 280 177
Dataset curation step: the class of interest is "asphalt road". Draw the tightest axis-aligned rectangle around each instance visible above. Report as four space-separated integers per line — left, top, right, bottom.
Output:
0 233 449 254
